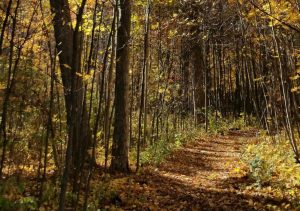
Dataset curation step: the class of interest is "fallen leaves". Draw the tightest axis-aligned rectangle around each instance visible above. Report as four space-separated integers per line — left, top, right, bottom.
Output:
1 130 297 210
92 130 296 210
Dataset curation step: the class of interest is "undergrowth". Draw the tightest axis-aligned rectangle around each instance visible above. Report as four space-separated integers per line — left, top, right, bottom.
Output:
242 133 300 206
207 110 254 135
139 128 200 166
0 178 38 210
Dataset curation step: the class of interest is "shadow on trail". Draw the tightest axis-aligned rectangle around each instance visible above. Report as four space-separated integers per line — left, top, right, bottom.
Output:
132 131 285 210
136 172 275 210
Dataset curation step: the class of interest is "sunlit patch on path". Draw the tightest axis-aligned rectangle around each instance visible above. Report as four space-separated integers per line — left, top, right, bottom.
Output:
111 130 291 210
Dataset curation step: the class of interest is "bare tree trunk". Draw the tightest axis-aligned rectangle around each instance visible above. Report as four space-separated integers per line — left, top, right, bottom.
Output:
191 44 205 123
110 0 131 173
49 0 93 209
136 0 151 172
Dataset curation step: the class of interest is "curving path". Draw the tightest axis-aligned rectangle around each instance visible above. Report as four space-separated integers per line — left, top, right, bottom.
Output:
108 130 290 210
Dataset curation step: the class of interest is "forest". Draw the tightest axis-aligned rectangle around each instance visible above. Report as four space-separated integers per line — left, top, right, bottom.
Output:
0 0 300 210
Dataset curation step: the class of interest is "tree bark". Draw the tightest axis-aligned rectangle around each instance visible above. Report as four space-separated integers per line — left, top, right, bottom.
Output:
191 43 205 123
110 0 131 173
49 0 91 209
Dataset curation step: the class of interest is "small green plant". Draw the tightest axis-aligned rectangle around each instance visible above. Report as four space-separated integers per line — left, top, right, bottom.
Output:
140 139 171 165
18 196 37 210
140 129 199 165
249 155 273 186
231 115 247 130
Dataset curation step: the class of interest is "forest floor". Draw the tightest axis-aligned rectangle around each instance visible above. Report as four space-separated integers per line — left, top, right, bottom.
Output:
101 130 296 210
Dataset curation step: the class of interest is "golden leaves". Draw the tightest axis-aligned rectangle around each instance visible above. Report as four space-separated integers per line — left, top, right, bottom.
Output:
289 75 300 81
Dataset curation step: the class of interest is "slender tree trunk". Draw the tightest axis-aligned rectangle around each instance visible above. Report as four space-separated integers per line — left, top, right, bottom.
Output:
0 0 13 55
0 0 21 177
136 0 151 172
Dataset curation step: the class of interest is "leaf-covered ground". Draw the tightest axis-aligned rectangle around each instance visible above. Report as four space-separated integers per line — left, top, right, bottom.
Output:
100 130 298 210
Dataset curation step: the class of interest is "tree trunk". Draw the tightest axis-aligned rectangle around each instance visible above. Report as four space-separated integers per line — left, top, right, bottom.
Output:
110 0 131 173
191 43 205 123
49 0 92 209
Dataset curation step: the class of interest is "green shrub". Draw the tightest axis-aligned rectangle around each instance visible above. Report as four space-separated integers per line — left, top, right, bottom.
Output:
248 155 274 186
140 129 199 165
242 134 300 203
207 110 249 134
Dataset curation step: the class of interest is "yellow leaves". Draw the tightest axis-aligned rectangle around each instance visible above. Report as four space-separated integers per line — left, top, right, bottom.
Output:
262 3 271 14
291 86 300 93
246 0 300 30
75 72 83 77
247 10 256 19
234 167 241 173
289 75 300 81
246 144 255 153
229 160 248 177
99 25 106 32
76 70 94 82
208 172 217 180
242 133 300 202
155 0 173 5
96 131 102 139
290 73 300 93
282 203 292 210
0 82 6 90
151 22 159 30
167 29 177 38
286 12 300 24
23 164 36 174
131 14 139 23
168 0 174 4
254 77 263 82
62 63 71 69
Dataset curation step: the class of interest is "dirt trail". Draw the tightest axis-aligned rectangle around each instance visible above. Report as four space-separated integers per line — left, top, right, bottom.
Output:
118 130 287 210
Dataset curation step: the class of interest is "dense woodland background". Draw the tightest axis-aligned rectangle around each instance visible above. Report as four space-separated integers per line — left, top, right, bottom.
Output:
0 0 300 210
